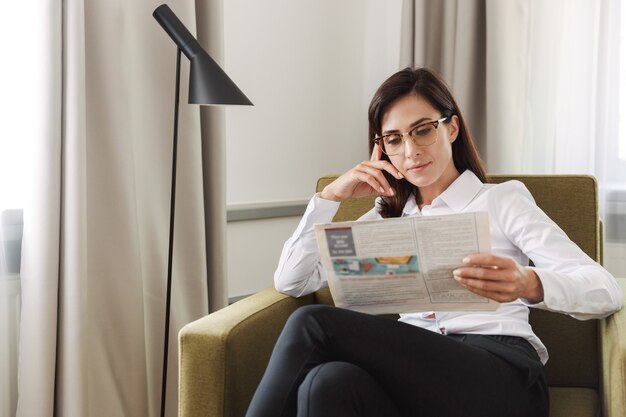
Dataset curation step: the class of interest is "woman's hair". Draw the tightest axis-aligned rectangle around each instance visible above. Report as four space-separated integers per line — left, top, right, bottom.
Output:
367 67 487 218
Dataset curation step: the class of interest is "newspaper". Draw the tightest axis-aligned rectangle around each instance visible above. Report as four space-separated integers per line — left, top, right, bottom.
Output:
314 212 499 315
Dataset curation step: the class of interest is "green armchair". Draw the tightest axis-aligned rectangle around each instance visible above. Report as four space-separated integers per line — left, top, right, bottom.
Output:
179 175 626 417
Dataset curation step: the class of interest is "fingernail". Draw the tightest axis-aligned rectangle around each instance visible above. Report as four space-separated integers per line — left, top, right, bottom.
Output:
389 188 395 196
397 172 404 179
453 275 461 282
379 187 385 193
453 269 460 276
462 257 470 264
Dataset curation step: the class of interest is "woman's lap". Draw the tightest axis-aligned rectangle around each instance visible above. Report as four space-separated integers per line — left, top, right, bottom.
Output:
245 304 549 417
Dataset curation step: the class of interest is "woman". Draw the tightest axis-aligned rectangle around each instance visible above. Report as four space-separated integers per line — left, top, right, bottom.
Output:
245 68 622 417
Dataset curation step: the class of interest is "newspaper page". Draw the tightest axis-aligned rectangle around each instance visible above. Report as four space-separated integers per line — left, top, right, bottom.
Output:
314 212 498 315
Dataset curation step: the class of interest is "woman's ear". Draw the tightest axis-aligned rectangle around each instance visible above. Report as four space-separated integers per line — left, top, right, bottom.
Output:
448 115 460 143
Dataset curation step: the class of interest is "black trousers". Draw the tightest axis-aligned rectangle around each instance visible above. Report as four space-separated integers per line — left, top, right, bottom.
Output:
245 305 549 417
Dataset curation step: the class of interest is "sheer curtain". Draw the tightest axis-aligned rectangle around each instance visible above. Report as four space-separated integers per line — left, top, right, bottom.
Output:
484 0 625 274
15 0 212 416
402 0 625 274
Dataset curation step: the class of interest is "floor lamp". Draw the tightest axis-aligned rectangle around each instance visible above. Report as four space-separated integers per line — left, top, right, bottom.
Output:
153 4 253 417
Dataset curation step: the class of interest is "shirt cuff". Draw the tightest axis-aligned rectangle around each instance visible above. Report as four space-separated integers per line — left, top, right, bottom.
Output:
520 267 569 311
517 267 548 308
517 267 547 309
311 192 342 216
306 193 341 228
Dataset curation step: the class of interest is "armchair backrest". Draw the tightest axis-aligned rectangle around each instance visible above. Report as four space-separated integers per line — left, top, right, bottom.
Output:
315 174 602 389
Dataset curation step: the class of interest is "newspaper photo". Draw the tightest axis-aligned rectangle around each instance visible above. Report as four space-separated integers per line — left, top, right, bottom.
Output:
314 212 499 315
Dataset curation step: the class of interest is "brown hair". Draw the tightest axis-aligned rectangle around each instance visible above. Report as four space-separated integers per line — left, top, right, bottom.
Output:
368 67 487 218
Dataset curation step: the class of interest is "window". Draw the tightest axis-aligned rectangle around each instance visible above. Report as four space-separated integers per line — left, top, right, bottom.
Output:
0 5 43 415
0 3 41 275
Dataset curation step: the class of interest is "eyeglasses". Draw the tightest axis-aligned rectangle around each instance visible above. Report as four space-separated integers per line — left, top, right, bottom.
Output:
373 116 448 156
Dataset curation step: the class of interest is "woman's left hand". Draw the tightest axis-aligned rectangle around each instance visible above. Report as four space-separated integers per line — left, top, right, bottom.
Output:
452 254 544 304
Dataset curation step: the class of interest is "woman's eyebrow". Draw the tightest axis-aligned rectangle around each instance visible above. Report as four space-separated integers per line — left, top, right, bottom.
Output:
382 117 430 135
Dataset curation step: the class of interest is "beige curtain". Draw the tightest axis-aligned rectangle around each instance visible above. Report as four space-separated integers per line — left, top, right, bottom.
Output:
400 0 488 157
17 0 211 416
195 0 228 312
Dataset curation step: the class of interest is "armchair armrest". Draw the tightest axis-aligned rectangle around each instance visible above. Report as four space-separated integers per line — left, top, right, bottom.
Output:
600 277 626 417
179 288 314 417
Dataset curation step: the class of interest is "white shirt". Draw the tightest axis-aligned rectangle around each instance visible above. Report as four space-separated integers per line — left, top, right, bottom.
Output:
274 170 623 364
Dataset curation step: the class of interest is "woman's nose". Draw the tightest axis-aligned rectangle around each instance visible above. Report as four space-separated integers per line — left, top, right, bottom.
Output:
404 138 421 158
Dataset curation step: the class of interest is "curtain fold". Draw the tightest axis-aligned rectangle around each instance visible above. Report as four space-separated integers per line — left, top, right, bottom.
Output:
401 0 488 156
16 0 63 414
18 1 209 416
195 0 229 313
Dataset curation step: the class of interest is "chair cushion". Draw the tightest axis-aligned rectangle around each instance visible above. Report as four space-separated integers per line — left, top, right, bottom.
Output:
548 387 599 417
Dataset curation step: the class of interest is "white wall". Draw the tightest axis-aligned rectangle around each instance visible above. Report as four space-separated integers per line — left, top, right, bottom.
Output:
226 217 301 297
223 0 402 297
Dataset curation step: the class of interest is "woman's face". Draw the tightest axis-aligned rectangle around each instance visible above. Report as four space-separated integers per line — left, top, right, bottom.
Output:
380 93 460 204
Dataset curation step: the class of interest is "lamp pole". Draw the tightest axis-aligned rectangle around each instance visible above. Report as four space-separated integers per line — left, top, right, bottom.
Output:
153 5 252 416
160 46 182 417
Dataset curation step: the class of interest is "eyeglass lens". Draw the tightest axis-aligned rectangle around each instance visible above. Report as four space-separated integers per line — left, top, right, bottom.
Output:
381 122 438 156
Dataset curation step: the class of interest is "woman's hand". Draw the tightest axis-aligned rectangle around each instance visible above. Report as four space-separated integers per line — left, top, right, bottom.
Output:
452 254 544 304
320 144 404 202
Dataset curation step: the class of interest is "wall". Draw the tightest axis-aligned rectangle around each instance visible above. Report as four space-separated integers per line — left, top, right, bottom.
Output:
223 0 403 298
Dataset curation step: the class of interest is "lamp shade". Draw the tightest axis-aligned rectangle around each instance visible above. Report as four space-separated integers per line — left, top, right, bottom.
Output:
153 4 253 106
188 52 252 105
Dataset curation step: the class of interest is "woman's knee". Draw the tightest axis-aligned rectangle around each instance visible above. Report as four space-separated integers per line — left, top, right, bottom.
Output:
297 362 399 417
299 361 364 400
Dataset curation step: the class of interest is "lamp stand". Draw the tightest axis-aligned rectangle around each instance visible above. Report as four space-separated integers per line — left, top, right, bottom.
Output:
153 6 253 415
160 47 182 417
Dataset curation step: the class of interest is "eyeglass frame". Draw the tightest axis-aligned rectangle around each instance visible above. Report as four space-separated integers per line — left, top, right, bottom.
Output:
372 116 449 156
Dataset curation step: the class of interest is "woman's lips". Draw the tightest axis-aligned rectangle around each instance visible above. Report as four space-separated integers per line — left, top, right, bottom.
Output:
408 162 431 173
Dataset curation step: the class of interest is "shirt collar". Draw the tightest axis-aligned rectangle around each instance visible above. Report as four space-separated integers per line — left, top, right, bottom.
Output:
402 194 419 216
401 170 484 215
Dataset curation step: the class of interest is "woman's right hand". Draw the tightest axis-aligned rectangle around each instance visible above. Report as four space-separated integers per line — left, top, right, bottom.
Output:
320 143 404 202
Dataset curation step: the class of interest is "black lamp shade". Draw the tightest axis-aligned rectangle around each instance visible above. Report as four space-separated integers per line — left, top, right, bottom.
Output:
153 4 253 106
189 53 253 105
